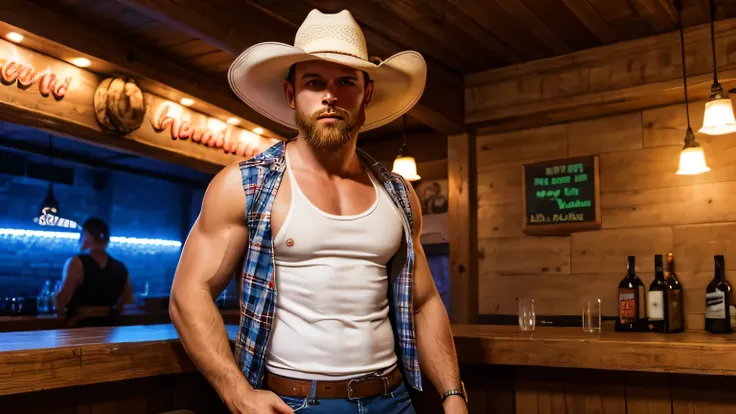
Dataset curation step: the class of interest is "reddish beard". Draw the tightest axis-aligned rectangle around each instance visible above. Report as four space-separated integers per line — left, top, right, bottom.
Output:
295 104 361 153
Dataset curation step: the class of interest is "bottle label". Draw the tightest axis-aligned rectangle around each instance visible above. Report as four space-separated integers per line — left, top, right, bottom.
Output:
668 289 683 330
648 291 664 321
619 288 636 322
706 291 726 319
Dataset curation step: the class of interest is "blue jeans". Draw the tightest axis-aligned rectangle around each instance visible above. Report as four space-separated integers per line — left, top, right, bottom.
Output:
277 382 415 413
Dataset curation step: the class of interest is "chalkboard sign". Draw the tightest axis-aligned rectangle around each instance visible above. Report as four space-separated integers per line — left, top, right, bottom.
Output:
522 155 601 235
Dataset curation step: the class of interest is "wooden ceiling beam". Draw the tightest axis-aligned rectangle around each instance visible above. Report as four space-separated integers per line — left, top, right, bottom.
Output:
115 0 466 135
495 0 572 54
561 0 618 44
1 0 292 139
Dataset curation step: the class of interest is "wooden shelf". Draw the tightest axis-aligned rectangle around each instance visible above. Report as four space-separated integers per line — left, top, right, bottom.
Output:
453 324 736 376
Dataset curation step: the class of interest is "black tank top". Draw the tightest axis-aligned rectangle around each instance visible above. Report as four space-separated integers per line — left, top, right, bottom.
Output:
66 253 128 319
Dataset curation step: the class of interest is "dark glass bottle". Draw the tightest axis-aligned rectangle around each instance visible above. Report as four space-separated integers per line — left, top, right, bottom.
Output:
615 256 648 332
705 255 732 334
665 253 685 333
648 255 667 333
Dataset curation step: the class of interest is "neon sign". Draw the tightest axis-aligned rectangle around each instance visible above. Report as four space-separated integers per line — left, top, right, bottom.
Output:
151 102 262 157
33 213 79 230
0 57 71 100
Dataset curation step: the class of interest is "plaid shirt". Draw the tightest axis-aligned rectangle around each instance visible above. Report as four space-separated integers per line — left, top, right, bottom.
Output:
234 140 423 391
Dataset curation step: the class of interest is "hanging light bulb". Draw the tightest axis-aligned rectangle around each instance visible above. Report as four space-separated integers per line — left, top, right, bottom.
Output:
392 145 421 181
677 127 711 175
675 0 710 175
391 115 421 181
698 0 736 135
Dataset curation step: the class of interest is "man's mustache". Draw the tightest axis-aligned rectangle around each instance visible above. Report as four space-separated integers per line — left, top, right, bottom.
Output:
311 106 351 122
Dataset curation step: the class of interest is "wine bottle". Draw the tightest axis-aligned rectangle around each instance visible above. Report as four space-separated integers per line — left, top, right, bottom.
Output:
615 256 648 332
665 253 685 333
648 255 667 332
705 255 732 334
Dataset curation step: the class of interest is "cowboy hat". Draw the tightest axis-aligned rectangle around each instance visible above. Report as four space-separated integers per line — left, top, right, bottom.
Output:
228 9 427 132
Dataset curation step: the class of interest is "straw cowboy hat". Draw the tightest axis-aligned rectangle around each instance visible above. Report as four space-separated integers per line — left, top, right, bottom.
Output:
228 9 427 132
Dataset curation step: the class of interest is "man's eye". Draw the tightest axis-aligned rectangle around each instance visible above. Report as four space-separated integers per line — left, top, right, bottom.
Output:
341 79 356 85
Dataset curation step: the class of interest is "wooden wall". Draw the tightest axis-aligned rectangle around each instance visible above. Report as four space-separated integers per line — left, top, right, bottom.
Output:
475 98 736 330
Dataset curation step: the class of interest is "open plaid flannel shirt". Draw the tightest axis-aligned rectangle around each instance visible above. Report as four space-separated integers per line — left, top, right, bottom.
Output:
233 140 423 391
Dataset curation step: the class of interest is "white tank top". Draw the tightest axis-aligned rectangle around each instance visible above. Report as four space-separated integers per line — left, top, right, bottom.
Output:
265 154 404 380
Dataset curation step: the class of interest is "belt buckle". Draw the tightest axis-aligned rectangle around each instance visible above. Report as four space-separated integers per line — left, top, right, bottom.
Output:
347 371 387 401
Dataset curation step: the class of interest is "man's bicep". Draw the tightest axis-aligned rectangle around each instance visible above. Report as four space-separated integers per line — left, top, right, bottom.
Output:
173 163 249 298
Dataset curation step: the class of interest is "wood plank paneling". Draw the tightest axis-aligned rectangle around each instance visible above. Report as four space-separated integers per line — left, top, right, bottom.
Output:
477 202 523 239
674 223 736 272
626 372 673 414
601 181 736 229
672 375 736 413
478 236 571 276
568 111 643 156
476 124 567 169
642 100 709 148
570 227 673 274
478 273 618 315
477 165 523 206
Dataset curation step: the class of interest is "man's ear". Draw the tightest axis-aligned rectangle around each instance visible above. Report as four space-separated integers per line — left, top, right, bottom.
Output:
284 80 296 110
363 81 374 108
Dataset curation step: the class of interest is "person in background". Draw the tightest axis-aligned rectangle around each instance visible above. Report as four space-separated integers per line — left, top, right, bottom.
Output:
55 217 133 325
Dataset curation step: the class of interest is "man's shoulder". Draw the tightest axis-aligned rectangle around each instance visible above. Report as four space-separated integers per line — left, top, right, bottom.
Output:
237 140 286 172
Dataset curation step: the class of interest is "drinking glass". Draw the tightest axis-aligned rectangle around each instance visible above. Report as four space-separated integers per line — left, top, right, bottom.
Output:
518 298 536 332
582 298 602 333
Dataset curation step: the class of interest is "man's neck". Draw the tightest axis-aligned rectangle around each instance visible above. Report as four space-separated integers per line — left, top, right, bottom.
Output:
289 133 363 177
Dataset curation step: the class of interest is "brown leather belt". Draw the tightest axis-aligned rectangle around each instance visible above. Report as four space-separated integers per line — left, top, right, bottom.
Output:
266 366 404 400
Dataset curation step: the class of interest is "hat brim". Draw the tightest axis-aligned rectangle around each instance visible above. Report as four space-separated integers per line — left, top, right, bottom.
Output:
228 42 427 132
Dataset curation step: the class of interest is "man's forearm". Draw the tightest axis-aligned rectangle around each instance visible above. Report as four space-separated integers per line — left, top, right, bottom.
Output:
415 293 461 396
170 288 252 406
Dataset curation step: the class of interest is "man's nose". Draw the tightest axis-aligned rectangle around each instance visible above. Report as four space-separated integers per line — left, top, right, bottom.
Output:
322 89 338 106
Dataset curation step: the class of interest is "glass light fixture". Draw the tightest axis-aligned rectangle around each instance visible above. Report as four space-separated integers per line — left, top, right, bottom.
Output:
677 128 711 175
698 0 736 135
391 115 421 182
675 0 710 175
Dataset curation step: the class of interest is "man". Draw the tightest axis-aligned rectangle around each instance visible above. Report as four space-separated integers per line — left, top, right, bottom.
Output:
170 9 467 414
55 217 132 325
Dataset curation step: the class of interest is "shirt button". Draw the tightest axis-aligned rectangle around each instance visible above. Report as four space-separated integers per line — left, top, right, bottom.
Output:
285 238 294 247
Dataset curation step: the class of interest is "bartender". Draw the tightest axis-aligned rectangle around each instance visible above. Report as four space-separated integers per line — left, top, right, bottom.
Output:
55 217 132 325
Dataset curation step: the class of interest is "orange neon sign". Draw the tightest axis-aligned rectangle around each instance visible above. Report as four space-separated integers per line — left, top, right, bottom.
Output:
0 57 71 100
151 102 261 157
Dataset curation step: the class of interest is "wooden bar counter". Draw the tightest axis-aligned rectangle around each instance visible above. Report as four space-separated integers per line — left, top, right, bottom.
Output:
4 323 736 413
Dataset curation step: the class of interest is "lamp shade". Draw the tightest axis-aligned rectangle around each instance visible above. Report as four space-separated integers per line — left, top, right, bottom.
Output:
698 98 736 135
676 146 711 175
392 156 421 181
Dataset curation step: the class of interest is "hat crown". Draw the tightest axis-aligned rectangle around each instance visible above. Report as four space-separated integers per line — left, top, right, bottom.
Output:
294 9 368 60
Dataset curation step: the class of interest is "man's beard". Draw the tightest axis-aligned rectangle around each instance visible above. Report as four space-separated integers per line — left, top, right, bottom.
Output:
295 104 362 154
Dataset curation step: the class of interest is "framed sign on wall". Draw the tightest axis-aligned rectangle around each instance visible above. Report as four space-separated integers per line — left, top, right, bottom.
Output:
521 155 601 236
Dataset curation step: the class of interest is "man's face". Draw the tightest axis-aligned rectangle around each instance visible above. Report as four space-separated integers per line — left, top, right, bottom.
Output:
285 60 373 153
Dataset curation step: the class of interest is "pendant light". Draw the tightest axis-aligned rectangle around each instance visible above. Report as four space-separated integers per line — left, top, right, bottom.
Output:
698 0 736 135
676 0 711 175
391 115 421 181
40 134 60 214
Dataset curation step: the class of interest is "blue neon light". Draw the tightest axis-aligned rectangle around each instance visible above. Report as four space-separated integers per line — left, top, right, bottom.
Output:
0 228 182 249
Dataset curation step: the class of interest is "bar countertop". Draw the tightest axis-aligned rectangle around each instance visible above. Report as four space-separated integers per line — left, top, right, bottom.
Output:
0 324 239 396
5 323 736 397
452 324 736 376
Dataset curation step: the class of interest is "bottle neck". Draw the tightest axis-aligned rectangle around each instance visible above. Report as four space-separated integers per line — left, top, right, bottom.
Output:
627 258 636 279
716 258 726 282
655 256 665 280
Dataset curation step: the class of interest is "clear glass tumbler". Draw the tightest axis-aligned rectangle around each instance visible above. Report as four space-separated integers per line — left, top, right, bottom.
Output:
583 298 602 333
518 298 536 332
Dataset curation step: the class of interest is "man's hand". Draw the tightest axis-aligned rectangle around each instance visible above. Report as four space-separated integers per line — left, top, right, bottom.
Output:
442 395 468 414
227 389 295 414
